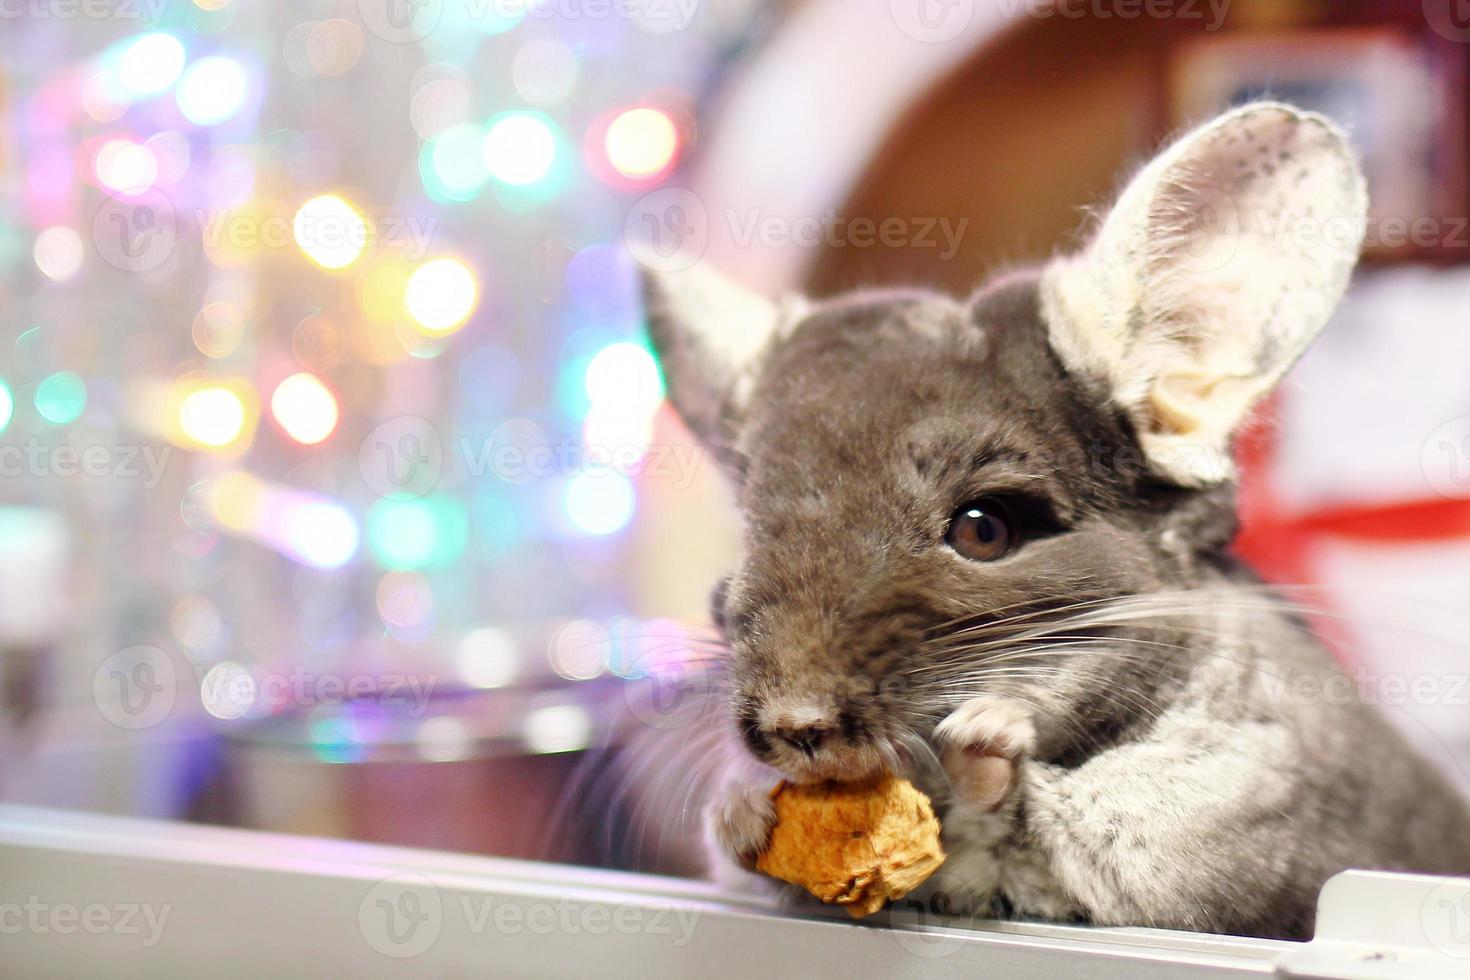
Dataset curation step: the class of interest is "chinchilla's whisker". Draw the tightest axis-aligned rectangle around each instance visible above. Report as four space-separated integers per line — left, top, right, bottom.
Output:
632 727 728 871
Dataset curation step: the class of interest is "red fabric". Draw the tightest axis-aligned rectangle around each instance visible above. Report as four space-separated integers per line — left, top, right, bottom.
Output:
1231 398 1470 660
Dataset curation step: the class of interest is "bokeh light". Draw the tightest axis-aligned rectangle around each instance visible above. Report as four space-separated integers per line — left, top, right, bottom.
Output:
422 123 489 203
548 619 607 681
201 662 254 720
367 496 468 570
293 193 367 270
33 226 85 283
585 342 664 416
34 371 87 425
192 302 247 358
309 714 364 765
604 107 679 180
281 499 359 569
207 471 358 569
95 138 159 195
0 380 12 434
404 257 478 335
564 472 636 536
513 39 579 106
376 571 434 629
270 372 339 445
117 33 187 99
305 19 365 77
177 55 249 126
523 703 594 754
483 111 556 187
457 628 519 689
179 386 247 447
146 130 192 185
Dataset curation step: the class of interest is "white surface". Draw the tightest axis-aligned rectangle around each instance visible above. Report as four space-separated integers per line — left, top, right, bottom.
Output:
6 805 1468 978
0 804 1288 979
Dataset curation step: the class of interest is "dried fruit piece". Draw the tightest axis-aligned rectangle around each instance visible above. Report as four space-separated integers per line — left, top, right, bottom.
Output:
755 773 946 918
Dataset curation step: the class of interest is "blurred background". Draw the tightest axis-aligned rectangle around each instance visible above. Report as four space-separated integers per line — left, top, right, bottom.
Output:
1 0 1468 881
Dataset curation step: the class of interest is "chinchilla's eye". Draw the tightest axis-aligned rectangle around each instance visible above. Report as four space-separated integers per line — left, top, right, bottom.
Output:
946 498 1013 561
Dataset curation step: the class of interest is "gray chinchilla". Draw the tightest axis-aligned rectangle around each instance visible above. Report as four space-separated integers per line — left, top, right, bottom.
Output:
637 102 1470 940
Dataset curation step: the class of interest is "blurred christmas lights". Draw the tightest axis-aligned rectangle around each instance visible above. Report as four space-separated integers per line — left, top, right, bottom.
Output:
457 628 520 689
94 138 159 195
512 39 579 106
206 471 359 570
293 193 368 270
585 341 663 416
483 111 557 187
33 226 84 283
179 386 248 447
376 571 434 629
116 33 187 100
34 372 87 425
367 496 468 570
564 472 636 536
4 11 716 716
523 703 593 754
270 372 339 445
604 107 679 180
422 123 490 203
404 257 479 335
148 378 258 455
192 302 247 358
177 55 249 126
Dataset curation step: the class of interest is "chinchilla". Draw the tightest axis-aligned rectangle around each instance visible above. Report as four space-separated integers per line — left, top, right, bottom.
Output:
637 102 1470 940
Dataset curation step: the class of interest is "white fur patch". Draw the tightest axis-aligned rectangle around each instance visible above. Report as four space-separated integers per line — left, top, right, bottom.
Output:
1040 102 1368 486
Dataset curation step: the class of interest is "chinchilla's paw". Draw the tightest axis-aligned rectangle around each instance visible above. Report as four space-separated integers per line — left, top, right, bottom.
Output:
705 778 778 869
935 696 1036 812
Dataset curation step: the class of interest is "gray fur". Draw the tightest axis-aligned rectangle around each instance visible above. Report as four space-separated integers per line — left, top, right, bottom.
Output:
643 104 1470 940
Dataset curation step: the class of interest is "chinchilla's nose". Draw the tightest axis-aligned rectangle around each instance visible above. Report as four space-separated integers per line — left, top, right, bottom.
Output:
757 700 849 757
770 719 836 756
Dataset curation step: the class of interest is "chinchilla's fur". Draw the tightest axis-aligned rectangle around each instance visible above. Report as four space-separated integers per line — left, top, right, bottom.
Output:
639 103 1470 940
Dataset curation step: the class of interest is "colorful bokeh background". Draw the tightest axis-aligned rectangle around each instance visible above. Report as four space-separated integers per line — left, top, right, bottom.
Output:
0 1 767 855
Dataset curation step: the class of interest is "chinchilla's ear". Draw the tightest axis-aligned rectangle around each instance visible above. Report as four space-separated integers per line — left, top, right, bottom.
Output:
1041 101 1367 487
639 260 805 461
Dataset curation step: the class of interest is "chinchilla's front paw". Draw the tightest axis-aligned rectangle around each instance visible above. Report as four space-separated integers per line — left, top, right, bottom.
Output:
705 777 778 870
935 696 1036 812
